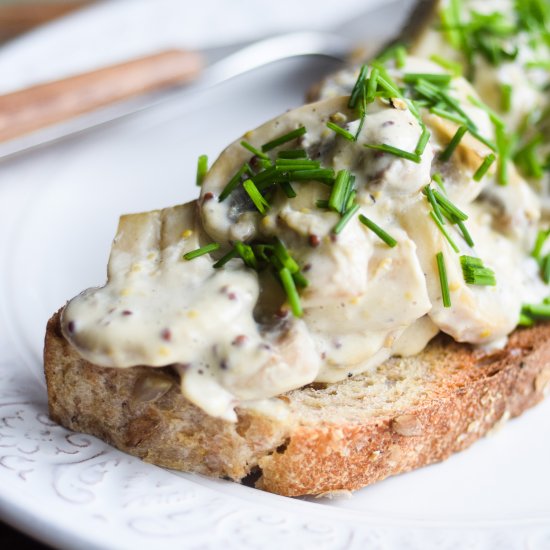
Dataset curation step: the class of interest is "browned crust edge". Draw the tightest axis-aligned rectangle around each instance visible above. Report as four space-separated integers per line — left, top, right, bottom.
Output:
45 309 550 497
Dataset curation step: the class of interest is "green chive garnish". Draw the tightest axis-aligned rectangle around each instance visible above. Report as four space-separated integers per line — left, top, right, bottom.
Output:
495 125 510 185
532 229 550 260
404 73 453 85
243 179 269 214
235 241 257 269
333 203 360 235
542 254 550 284
440 125 468 161
241 140 269 160
430 107 468 126
316 199 329 209
365 67 379 104
329 170 352 214
349 64 368 109
280 181 297 198
365 143 421 163
425 185 445 224
326 121 355 142
212 248 238 269
279 267 303 317
430 212 460 253
196 154 208 187
358 214 397 247
500 84 512 113
518 312 535 327
457 220 474 247
436 252 451 307
261 127 307 152
415 125 431 156
460 255 496 286
522 303 550 319
219 163 250 202
290 169 335 182
274 237 299 273
432 173 445 190
278 149 307 159
183 242 220 261
473 153 496 181
431 189 468 221
429 54 462 76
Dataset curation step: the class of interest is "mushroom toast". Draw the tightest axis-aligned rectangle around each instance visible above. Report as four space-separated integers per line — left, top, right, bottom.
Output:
45 13 550 495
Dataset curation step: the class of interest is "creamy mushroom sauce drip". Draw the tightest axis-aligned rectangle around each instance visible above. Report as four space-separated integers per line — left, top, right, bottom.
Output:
62 57 548 421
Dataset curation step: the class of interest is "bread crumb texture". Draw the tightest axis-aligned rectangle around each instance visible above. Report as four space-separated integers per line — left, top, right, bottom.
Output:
45 310 550 496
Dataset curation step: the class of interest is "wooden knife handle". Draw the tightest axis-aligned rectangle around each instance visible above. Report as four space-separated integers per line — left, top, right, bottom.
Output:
0 49 203 142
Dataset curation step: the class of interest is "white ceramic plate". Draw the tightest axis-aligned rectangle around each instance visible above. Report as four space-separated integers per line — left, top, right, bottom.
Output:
1 1 550 548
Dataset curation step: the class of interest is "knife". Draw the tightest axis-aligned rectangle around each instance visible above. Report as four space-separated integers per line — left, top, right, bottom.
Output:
0 0 435 161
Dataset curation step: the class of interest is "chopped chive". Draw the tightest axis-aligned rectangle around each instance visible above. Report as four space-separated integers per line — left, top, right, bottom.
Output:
252 166 278 189
365 67 379 103
425 185 445 224
240 140 270 160
430 211 460 253
235 241 257 269
432 189 468 221
430 212 460 254
348 64 368 109
279 267 303 317
212 248 238 269
460 255 496 286
333 203 360 234
532 229 550 260
430 106 468 125
522 303 550 319
290 169 335 182
243 179 270 214
518 312 535 327
183 242 220 261
329 170 352 213
415 125 431 156
375 73 402 99
326 121 355 142
466 126 497 152
404 73 453 85
365 143 421 163
345 189 357 212
261 127 306 152
440 125 468 161
429 54 462 76
436 252 451 307
456 220 474 247
432 173 445 190
278 149 307 159
274 237 299 273
473 154 496 181
355 114 366 140
316 199 329 209
292 271 309 288
358 214 398 247
275 158 320 168
467 95 505 128
542 254 550 284
219 163 250 202
501 83 512 113
495 125 510 185
196 154 208 186
395 45 407 68
280 181 296 198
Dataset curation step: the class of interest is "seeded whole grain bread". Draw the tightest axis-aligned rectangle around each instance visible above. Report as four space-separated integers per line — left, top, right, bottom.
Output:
44 310 550 496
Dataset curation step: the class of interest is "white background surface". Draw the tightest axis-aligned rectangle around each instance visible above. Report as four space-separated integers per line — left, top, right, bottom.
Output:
0 1 549 548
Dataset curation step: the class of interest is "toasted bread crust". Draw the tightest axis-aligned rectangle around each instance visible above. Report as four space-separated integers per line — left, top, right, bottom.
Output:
45 309 550 496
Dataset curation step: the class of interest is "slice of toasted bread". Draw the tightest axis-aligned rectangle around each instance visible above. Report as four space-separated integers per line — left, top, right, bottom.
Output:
44 309 550 496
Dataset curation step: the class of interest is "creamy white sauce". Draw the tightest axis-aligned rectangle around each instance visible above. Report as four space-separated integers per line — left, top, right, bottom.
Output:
62 55 547 421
